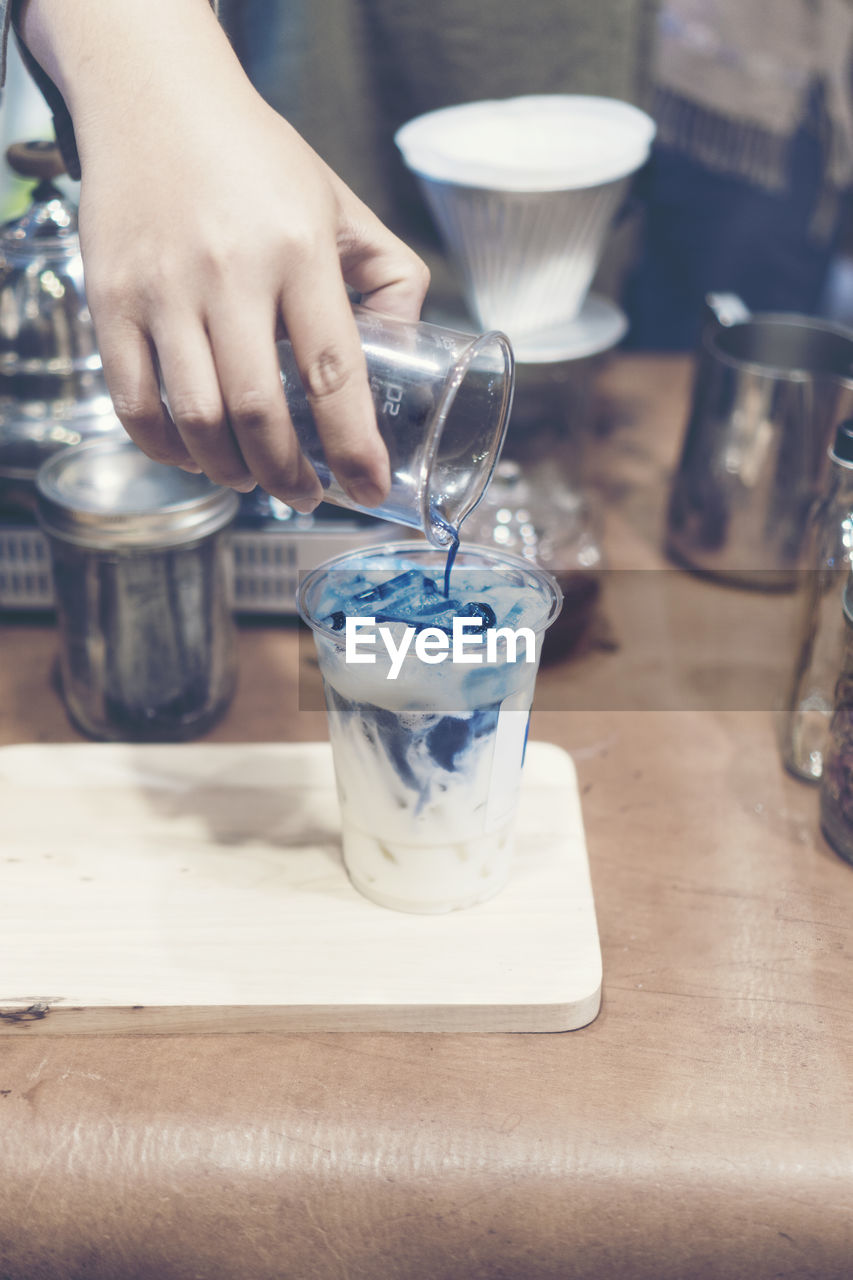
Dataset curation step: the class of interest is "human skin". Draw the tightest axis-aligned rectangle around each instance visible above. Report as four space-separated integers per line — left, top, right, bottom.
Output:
17 0 430 511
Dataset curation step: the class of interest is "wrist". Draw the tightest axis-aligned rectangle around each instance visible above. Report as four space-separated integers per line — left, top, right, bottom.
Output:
16 0 246 137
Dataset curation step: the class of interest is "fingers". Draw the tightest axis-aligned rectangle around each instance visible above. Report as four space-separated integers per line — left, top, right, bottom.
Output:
97 305 325 512
347 242 431 323
204 302 324 510
90 170 428 512
333 181 431 321
151 315 255 492
99 289 377 512
94 320 201 473
279 264 391 507
96 248 417 512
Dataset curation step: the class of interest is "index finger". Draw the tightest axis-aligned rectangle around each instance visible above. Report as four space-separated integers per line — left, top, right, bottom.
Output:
280 266 390 509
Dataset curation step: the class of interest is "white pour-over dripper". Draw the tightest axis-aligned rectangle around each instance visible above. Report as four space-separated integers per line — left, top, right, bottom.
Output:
395 95 655 346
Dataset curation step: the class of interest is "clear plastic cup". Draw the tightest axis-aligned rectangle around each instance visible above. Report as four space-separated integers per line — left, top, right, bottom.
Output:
277 307 514 548
297 541 562 913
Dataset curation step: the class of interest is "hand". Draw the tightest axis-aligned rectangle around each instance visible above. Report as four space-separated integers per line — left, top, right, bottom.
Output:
18 0 430 512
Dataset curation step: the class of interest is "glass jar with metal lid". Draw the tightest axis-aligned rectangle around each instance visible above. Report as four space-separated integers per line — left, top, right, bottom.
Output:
36 438 239 741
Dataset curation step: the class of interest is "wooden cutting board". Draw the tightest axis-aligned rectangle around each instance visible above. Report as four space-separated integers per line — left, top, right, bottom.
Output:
0 740 601 1033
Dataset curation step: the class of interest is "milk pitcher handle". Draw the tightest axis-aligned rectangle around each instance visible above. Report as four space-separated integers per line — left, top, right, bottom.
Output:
703 292 752 330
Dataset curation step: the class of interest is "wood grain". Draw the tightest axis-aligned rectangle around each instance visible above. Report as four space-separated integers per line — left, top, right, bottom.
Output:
1 357 851 1279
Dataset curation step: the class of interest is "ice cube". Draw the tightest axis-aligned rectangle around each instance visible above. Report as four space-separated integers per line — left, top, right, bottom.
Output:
322 610 347 632
352 569 421 606
414 596 460 618
454 601 496 631
374 611 454 635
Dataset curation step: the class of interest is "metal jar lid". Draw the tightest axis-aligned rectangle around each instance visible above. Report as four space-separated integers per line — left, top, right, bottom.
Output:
35 437 240 549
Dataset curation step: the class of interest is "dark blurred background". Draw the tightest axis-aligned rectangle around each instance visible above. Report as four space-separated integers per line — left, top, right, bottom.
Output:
219 0 853 351
4 0 852 351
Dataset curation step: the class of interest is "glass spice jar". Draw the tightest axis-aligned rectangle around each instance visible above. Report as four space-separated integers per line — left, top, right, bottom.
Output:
778 419 853 782
818 569 853 865
35 438 239 741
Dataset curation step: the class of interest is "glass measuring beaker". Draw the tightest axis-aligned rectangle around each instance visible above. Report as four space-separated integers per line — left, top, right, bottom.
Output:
277 307 514 548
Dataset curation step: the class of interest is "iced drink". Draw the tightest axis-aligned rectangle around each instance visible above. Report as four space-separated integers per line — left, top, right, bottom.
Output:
298 542 562 913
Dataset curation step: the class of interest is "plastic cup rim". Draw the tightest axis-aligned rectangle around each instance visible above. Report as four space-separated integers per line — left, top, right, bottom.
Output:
296 538 563 644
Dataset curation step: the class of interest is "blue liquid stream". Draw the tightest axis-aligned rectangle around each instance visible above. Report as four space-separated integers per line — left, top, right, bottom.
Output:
428 506 459 598
443 531 459 598
422 501 455 596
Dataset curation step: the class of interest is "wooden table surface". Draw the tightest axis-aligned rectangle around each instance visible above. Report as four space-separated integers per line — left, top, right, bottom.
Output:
1 356 851 1280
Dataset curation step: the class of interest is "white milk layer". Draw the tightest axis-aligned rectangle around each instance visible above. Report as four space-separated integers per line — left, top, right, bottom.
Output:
324 684 532 913
341 819 515 915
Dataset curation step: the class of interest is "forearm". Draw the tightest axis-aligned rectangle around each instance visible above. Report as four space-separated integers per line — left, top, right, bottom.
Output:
15 0 244 166
12 0 428 509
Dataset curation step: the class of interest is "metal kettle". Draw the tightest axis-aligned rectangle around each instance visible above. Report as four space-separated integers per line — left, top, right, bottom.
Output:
0 140 121 509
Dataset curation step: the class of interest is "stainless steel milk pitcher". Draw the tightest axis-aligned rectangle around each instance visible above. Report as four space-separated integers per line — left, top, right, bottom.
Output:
666 295 853 588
